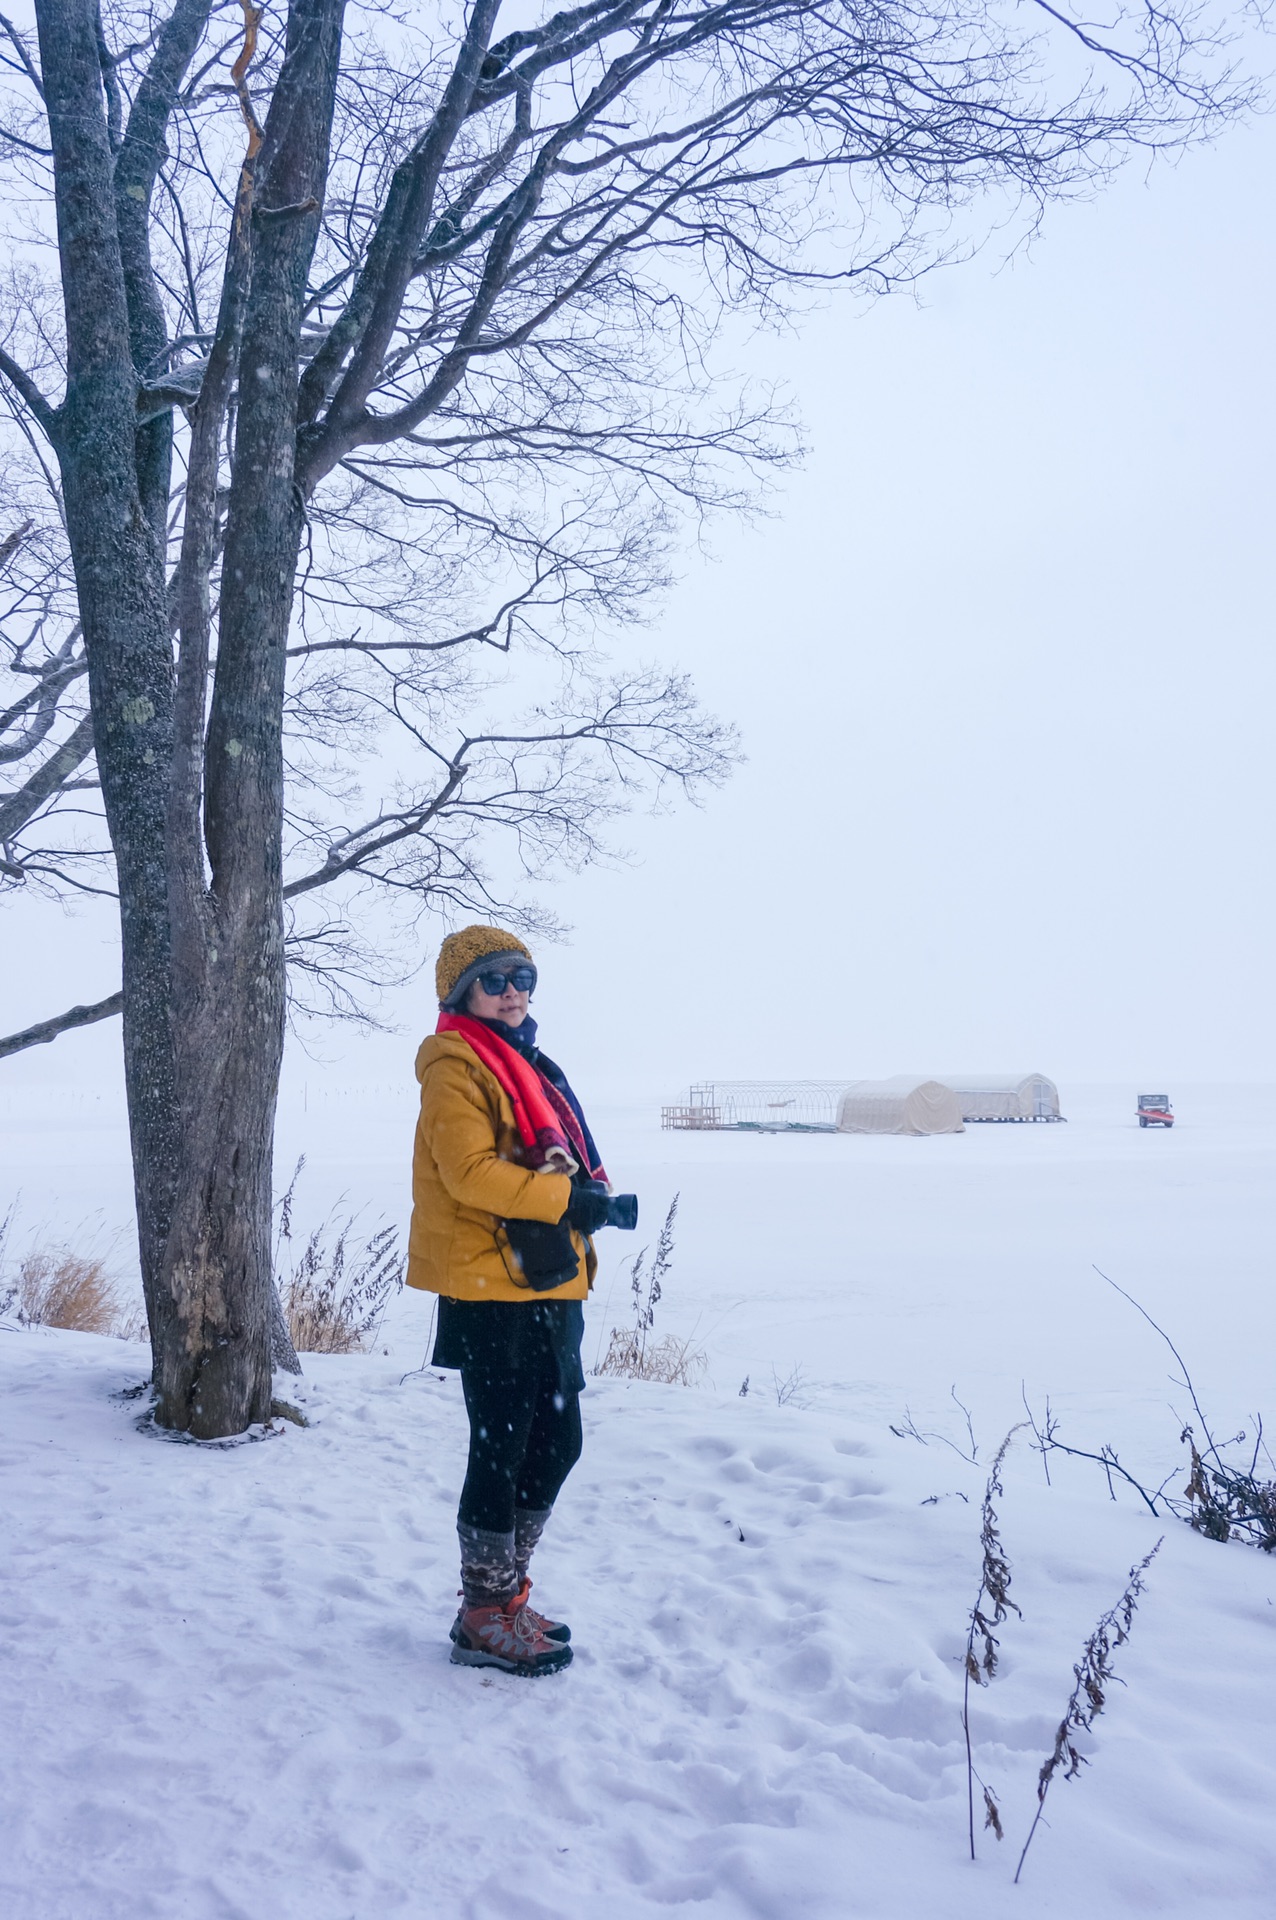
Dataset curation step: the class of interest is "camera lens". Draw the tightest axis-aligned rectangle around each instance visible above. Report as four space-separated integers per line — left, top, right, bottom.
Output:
605 1193 638 1231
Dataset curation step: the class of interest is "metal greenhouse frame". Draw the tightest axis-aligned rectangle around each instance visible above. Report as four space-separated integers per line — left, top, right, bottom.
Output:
661 1082 847 1132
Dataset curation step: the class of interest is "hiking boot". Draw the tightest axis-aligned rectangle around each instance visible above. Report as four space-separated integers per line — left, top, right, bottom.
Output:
517 1578 571 1644
449 1588 573 1676
450 1577 570 1651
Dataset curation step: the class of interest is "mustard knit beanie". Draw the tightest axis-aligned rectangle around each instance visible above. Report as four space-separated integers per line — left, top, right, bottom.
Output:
436 924 534 1009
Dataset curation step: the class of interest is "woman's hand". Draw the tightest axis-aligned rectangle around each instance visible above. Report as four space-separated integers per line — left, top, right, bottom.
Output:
563 1184 612 1236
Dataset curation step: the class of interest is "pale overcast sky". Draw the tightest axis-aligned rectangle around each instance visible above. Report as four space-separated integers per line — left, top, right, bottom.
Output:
6 108 1274 1102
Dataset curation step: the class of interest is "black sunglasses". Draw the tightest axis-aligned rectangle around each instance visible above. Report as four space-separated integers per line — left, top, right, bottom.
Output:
475 965 537 996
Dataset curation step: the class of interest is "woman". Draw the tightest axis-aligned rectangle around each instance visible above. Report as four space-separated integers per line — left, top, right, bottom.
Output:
407 924 625 1676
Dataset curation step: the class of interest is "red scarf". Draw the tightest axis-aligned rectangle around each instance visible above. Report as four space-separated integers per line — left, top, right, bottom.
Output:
437 1011 603 1179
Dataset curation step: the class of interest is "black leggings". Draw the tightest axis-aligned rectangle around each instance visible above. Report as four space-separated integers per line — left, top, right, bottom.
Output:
458 1363 583 1532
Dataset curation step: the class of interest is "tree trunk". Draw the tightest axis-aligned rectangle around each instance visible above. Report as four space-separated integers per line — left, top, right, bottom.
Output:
35 0 187 1381
151 0 346 1437
37 0 345 1437
151 992 282 1433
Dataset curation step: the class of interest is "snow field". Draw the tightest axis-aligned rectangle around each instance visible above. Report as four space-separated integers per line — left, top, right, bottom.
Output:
2 1078 1275 1915
2 1323 1274 1920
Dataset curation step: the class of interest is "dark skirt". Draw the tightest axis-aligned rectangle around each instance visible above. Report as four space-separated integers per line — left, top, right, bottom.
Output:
431 1295 586 1396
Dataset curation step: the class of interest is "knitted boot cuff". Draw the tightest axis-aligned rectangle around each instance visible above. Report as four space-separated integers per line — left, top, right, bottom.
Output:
458 1522 518 1608
514 1506 552 1583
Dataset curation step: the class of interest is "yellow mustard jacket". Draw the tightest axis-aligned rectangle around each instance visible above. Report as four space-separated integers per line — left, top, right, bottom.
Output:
406 1030 596 1302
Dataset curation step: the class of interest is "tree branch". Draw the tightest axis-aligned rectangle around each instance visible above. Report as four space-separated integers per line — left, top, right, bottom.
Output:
0 710 95 842
0 647 87 763
0 347 58 439
297 0 504 447
0 989 123 1060
281 760 467 898
111 0 216 539
0 9 45 98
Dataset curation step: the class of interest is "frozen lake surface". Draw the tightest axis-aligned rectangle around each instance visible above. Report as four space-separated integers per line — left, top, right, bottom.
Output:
5 1077 1271 1450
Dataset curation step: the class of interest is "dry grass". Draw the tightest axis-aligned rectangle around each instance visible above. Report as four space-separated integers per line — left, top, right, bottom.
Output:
594 1194 707 1386
596 1326 707 1385
275 1159 403 1355
2 1245 144 1339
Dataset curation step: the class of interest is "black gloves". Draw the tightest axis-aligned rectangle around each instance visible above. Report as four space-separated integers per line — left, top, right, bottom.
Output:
502 1216 579 1293
563 1182 613 1236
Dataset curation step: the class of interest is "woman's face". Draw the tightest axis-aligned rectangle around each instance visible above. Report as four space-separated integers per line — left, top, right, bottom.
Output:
465 971 531 1026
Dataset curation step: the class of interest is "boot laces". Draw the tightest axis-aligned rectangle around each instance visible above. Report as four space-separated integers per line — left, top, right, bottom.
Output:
510 1577 561 1637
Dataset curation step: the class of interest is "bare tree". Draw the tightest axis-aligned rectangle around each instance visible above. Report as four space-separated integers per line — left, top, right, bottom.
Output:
0 0 1247 1435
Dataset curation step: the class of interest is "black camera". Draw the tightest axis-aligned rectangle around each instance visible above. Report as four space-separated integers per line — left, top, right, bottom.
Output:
604 1191 638 1231
577 1178 638 1231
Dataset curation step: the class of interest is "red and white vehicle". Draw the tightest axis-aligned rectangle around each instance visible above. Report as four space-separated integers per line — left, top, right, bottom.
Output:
1137 1094 1174 1128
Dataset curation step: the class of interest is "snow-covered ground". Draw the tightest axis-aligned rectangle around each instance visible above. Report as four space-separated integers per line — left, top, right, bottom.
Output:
2 1080 1274 1917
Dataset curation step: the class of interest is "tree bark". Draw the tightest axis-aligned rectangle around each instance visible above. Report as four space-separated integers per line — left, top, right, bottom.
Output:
35 0 187 1390
153 0 346 1436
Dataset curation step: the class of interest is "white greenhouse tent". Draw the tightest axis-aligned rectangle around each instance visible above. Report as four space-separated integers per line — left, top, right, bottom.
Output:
835 1078 965 1136
942 1074 1062 1122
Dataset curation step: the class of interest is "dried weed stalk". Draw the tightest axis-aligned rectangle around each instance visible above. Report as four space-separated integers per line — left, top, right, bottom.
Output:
963 1425 1026 1860
772 1364 808 1407
0 1202 15 1326
596 1195 707 1386
275 1160 403 1355
1014 1540 1163 1882
891 1385 980 1463
1024 1271 1276 1552
1182 1423 1276 1552
1023 1410 1170 1518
